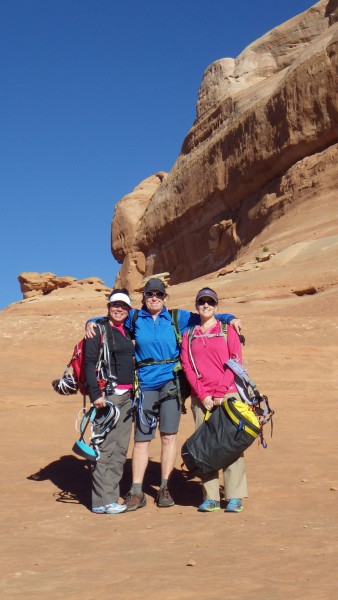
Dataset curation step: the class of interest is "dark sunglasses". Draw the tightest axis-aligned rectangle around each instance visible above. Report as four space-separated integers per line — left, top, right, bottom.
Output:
144 291 166 299
197 297 217 306
109 301 130 310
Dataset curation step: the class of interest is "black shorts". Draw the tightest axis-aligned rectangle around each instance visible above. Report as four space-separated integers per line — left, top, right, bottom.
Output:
134 380 181 441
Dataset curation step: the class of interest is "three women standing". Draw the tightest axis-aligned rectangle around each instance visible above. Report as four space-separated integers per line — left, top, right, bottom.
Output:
86 278 241 512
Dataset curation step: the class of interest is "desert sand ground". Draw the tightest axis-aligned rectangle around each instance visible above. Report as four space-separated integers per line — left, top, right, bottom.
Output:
1 203 338 600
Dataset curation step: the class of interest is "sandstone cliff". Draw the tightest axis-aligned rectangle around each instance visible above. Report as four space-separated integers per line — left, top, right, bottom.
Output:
111 0 338 291
112 172 167 289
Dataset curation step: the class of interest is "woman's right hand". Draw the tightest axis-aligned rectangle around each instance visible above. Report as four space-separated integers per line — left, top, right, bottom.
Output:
85 321 97 339
202 395 213 411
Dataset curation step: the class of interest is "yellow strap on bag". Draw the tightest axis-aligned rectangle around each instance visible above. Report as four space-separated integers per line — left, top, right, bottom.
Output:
204 393 260 438
223 397 260 439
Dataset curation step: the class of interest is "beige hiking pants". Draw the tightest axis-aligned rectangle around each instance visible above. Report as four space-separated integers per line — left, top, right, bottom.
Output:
191 394 248 501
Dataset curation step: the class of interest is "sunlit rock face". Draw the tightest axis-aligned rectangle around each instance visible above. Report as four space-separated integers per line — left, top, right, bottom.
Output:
111 172 167 291
112 1 338 289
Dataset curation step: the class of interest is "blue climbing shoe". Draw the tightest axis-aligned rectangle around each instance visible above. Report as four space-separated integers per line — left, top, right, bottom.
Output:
198 499 221 512
225 498 243 513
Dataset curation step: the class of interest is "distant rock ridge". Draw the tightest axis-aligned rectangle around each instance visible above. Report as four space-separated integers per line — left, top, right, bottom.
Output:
111 0 338 291
18 272 110 300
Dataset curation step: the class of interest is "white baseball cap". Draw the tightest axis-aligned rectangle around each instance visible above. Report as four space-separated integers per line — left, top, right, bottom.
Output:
108 291 132 307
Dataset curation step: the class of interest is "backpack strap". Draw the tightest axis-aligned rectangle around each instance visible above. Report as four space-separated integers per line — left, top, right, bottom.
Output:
225 359 257 397
187 325 202 379
169 309 182 345
126 308 139 336
187 322 228 379
128 307 180 342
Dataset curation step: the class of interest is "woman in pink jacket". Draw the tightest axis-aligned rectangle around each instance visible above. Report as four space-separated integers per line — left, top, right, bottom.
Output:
180 287 247 513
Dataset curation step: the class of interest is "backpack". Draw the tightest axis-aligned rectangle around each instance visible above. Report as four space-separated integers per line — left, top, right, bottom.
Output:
225 359 274 429
52 320 116 399
129 308 191 409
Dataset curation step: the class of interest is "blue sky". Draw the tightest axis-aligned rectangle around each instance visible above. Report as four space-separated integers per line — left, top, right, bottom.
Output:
0 0 314 309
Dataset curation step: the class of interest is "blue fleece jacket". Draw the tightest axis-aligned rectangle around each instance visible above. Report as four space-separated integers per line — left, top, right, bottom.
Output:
125 307 234 390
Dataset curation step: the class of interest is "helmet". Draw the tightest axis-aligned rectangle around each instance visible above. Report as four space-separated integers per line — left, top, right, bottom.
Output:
91 400 120 445
52 373 78 395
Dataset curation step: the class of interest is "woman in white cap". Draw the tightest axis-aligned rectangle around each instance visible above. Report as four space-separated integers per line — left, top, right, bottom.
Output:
84 288 135 514
180 287 247 513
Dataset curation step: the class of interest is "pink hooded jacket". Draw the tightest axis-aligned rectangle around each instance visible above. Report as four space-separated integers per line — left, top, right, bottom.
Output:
180 321 242 402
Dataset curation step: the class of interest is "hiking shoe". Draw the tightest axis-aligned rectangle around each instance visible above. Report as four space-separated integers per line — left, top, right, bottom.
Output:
92 502 127 514
124 491 147 512
225 498 243 513
198 499 221 512
156 485 174 508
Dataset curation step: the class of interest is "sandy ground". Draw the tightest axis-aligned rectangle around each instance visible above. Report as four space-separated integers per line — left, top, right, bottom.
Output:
1 205 338 599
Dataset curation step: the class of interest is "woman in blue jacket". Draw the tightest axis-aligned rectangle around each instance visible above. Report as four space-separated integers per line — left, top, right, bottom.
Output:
86 277 241 511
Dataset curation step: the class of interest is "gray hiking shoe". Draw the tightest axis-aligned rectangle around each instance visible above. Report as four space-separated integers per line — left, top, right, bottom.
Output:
156 485 174 508
124 491 147 512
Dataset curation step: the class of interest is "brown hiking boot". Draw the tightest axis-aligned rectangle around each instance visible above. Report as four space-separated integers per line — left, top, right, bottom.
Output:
156 485 174 508
124 491 147 512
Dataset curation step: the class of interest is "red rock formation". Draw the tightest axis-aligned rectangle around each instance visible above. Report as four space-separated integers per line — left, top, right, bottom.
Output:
18 272 110 299
112 0 338 289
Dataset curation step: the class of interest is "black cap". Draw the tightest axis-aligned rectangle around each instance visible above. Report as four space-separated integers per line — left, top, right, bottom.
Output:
144 278 166 294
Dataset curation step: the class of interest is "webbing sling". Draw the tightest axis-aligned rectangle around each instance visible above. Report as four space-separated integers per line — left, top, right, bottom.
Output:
130 382 178 432
131 387 157 432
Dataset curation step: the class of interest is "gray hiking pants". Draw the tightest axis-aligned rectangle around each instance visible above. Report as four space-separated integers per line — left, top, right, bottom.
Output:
91 391 132 508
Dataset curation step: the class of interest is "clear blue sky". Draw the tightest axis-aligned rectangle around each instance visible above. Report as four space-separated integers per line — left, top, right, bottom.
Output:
0 0 314 309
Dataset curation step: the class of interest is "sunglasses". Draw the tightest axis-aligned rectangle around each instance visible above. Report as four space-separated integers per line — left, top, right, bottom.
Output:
109 302 130 310
197 297 217 306
144 291 166 299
